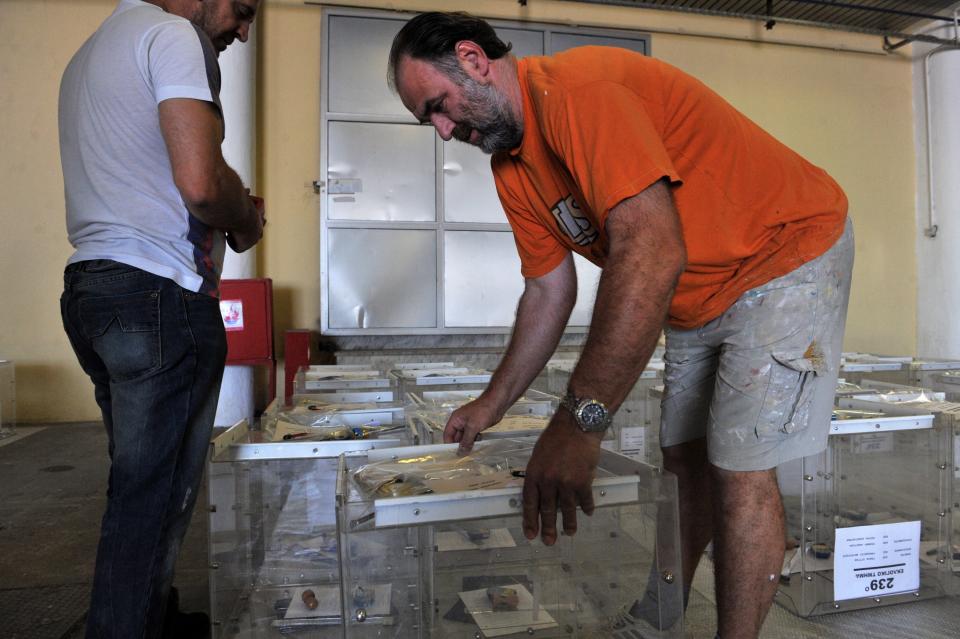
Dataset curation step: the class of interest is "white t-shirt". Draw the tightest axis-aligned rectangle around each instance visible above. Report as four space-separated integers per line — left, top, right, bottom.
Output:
59 0 226 295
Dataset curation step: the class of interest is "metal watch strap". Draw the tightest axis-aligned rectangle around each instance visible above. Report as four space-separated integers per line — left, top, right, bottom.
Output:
561 391 612 432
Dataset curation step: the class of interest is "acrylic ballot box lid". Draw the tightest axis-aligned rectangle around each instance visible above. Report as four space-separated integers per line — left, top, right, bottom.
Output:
828 406 934 435
841 361 905 373
336 439 666 527
290 389 398 406
910 359 960 371
841 353 909 372
842 353 913 364
391 367 492 386
277 394 405 425
337 441 648 529
210 419 408 463
391 361 457 370
297 365 393 392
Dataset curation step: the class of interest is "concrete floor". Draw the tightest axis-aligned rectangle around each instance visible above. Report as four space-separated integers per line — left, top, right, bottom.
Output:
0 423 209 639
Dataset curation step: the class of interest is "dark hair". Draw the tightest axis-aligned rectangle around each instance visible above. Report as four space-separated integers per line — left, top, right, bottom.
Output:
388 12 512 89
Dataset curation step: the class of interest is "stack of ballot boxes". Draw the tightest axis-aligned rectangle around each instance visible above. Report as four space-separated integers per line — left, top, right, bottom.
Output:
775 398 952 616
406 390 557 446
336 439 684 638
206 416 410 638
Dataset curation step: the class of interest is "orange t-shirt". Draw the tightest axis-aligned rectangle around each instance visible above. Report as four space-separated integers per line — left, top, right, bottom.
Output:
492 47 848 329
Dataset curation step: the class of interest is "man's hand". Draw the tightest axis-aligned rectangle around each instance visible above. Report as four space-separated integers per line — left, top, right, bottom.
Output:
443 396 501 452
226 194 265 253
522 409 602 545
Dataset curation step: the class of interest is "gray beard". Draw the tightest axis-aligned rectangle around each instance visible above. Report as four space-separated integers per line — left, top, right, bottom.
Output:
457 77 524 154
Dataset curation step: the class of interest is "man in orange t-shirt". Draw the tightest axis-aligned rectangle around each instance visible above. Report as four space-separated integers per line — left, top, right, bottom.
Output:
390 12 853 638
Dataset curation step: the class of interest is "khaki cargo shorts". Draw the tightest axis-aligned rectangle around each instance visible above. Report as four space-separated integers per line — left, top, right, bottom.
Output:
660 218 854 471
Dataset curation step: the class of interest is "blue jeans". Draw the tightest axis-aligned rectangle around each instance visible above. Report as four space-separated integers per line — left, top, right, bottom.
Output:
61 260 226 639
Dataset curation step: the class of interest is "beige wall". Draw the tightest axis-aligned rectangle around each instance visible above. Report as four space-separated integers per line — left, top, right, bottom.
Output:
1 0 917 422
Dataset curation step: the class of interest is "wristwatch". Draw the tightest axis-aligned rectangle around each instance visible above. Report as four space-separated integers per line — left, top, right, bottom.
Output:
560 391 612 433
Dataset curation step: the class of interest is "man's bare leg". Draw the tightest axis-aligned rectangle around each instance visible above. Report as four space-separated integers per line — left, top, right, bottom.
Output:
712 465 785 639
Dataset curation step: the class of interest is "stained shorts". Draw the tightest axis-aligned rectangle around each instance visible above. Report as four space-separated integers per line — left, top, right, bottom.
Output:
660 218 854 472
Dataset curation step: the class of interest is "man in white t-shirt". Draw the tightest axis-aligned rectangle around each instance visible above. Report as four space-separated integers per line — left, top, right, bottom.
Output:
58 2 261 637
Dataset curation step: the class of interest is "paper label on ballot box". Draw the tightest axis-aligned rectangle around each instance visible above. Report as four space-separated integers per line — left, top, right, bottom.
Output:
219 299 244 331
833 520 920 601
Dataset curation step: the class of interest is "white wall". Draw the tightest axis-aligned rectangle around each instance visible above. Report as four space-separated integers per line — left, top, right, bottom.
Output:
913 25 960 358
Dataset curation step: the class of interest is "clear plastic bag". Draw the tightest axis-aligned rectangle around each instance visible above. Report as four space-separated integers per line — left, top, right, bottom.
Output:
351 440 531 498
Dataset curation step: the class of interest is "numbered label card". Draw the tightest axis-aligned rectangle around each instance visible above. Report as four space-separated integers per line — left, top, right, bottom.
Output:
833 520 920 601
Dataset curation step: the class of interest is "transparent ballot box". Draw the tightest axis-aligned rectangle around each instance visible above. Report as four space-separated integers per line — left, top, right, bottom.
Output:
839 395 960 589
775 404 950 616
393 367 492 399
544 361 577 397
932 371 960 402
907 359 960 388
612 366 665 466
296 365 394 395
336 440 683 638
842 357 960 390
207 420 409 638
840 353 912 384
0 359 14 438
530 357 577 394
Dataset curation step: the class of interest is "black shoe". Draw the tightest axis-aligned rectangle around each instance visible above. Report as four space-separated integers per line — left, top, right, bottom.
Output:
163 610 210 639
163 587 211 639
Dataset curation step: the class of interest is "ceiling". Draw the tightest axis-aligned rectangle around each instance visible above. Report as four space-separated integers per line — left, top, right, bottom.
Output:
560 0 960 43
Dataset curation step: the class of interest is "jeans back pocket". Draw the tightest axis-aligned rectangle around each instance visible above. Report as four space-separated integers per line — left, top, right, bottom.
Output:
78 289 162 382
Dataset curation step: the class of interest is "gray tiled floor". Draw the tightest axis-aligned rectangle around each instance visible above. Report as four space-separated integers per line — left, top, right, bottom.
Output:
0 423 209 639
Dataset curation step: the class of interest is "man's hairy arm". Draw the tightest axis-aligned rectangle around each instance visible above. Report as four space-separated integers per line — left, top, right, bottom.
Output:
444 254 577 449
521 178 686 544
571 178 685 409
159 98 262 251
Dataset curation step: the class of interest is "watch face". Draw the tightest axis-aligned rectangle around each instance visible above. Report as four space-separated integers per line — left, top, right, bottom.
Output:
578 401 608 429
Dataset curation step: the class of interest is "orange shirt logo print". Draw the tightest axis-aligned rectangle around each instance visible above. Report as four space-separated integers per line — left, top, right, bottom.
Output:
550 195 597 247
